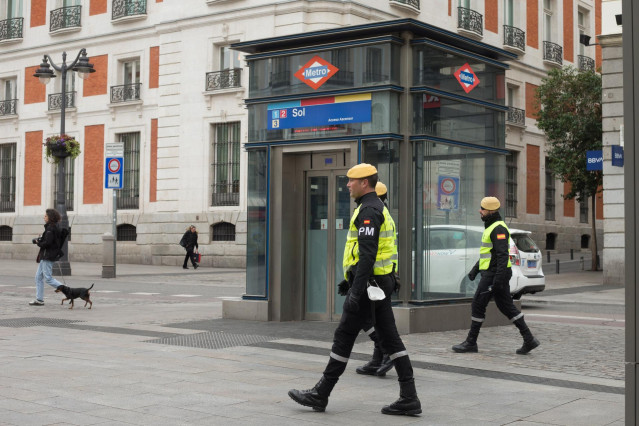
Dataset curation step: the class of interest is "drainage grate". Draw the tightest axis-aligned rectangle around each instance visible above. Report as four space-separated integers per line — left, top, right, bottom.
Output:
146 331 276 350
0 317 84 328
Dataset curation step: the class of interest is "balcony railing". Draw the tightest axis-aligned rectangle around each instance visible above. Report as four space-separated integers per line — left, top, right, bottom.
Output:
503 25 525 51
205 69 242 91
0 17 23 41
578 55 595 72
506 106 525 126
389 0 420 11
110 83 141 103
543 41 563 66
112 0 147 20
458 7 483 37
50 5 81 32
0 99 17 116
48 92 76 111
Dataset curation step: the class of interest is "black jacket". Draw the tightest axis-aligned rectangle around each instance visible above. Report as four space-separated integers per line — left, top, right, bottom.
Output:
181 231 198 251
474 212 510 284
37 223 62 261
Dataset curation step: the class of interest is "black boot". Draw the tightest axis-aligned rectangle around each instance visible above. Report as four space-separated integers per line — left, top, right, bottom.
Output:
452 320 482 353
356 346 383 376
381 379 422 416
288 376 334 412
376 354 394 376
514 317 540 355
452 340 478 353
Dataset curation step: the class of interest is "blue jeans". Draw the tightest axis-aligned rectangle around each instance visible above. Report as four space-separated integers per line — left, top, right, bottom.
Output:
35 260 63 301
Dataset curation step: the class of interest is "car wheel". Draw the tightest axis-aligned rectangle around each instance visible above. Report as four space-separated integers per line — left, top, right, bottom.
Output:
460 275 478 296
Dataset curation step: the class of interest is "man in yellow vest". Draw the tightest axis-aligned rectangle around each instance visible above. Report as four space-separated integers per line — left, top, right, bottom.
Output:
452 196 540 355
289 164 421 416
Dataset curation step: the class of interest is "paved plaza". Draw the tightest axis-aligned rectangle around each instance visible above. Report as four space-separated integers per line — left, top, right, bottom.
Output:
0 260 625 425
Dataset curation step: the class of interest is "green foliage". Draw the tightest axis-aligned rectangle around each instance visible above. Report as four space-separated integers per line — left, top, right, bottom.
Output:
535 66 602 201
43 134 81 164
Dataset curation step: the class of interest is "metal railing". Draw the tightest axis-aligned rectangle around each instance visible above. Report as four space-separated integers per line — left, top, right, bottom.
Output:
48 92 76 111
506 106 525 126
110 83 141 103
543 41 563 65
503 25 525 51
50 5 81 32
0 17 23 41
211 189 239 207
205 69 242 91
0 143 16 213
0 99 17 116
112 0 147 20
389 0 420 10
458 7 483 37
578 55 595 72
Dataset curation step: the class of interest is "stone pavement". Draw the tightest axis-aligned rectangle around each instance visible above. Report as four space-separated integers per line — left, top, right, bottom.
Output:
0 260 625 425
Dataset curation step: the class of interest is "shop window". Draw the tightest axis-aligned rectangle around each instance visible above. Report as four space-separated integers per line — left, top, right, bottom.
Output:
53 156 74 211
0 225 11 241
211 222 236 242
0 143 16 212
545 157 555 221
546 232 557 250
505 152 517 217
581 234 590 249
116 132 140 209
211 122 240 206
117 224 137 241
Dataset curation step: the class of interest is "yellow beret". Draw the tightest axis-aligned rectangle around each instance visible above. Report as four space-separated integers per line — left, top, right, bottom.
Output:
347 163 377 179
481 196 501 210
375 182 387 197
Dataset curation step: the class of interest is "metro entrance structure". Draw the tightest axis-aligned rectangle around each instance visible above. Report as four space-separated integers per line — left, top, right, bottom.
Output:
223 19 518 333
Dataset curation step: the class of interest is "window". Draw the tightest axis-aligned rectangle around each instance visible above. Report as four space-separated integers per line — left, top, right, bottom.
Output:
116 224 137 241
579 198 588 223
504 0 513 26
124 59 141 86
0 143 16 212
0 225 11 241
112 59 141 102
219 46 241 71
211 222 236 241
53 156 74 211
546 232 557 250
0 77 17 115
49 72 75 110
505 152 517 217
581 234 590 249
211 122 240 206
545 157 555 221
578 10 586 56
116 132 140 209
1 0 23 19
544 0 553 42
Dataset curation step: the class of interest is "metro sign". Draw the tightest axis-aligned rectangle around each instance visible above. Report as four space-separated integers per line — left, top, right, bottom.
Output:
294 55 339 90
454 63 480 94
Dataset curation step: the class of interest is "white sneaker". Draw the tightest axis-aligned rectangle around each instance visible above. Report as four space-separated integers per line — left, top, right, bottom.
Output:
28 300 44 306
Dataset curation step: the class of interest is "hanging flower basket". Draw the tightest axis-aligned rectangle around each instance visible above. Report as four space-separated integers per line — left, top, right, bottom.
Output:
43 134 81 164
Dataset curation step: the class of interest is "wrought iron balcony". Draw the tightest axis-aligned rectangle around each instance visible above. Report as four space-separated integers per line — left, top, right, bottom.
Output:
0 99 17 116
458 7 483 37
578 55 595 72
543 41 563 66
389 0 420 11
0 17 23 41
206 69 242 91
503 25 525 51
506 106 525 126
110 83 141 103
50 5 81 32
112 0 147 20
48 92 76 111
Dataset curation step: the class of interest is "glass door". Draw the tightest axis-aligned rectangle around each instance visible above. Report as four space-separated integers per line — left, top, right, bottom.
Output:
304 170 351 321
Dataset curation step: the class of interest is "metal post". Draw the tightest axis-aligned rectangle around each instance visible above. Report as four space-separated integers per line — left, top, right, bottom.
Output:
555 259 559 274
546 250 550 263
580 256 584 270
113 189 117 277
570 248 574 260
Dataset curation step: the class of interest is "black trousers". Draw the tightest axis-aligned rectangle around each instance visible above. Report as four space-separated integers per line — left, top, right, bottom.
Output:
323 274 413 385
471 269 520 321
183 248 196 267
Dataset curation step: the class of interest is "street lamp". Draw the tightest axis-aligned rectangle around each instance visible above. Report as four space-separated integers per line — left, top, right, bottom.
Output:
33 49 95 276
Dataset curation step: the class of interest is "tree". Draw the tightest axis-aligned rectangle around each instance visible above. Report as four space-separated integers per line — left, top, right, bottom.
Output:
535 66 602 271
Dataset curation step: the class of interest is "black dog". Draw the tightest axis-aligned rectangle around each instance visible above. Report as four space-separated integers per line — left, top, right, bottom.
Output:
55 283 94 309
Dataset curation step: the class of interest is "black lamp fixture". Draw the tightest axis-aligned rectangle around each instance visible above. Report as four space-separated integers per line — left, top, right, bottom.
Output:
72 51 96 80
615 14 622 26
579 34 599 47
33 57 56 84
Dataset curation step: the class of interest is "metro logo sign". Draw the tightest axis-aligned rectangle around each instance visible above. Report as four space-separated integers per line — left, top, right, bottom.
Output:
295 55 339 90
454 63 480 93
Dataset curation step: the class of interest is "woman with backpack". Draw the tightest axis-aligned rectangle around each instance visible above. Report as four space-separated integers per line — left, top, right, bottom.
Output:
180 225 199 269
29 208 65 306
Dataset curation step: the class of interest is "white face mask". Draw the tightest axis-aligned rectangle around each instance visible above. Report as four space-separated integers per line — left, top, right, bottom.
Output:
367 280 386 301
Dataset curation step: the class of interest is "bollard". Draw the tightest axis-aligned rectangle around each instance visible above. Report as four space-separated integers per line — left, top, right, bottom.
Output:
547 251 551 263
580 256 584 270
596 254 601 271
102 233 116 278
570 249 574 260
556 259 560 274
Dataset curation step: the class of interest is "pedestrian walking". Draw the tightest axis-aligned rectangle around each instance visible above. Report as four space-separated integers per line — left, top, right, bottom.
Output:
29 208 65 306
180 225 199 269
289 164 421 416
452 196 540 355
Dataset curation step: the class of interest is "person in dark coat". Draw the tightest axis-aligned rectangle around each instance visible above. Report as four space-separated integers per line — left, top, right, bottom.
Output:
29 208 64 306
180 225 199 269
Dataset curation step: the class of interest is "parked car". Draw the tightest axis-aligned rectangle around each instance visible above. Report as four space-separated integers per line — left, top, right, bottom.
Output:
414 225 545 299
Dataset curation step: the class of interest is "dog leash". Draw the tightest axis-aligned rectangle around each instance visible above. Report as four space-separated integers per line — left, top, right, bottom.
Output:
55 261 68 286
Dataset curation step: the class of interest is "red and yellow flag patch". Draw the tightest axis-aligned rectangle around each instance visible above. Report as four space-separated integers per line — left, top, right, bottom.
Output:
496 234 506 240
363 219 371 225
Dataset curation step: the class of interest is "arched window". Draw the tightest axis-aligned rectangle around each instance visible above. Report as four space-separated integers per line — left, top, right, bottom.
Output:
0 226 12 242
545 232 557 250
117 224 137 241
581 234 590 249
211 222 235 241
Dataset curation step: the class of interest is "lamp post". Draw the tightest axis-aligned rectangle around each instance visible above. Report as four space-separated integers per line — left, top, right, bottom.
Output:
33 49 95 276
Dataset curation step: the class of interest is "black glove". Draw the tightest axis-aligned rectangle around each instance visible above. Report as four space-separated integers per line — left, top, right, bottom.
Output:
468 263 480 281
393 273 401 293
337 279 349 296
343 290 362 313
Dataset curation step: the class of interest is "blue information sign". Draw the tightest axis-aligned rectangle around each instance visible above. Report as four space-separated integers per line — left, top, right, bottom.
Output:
586 150 603 171
268 99 371 130
105 157 123 189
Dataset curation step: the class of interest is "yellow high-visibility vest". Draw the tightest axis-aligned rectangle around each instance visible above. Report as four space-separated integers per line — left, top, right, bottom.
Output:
479 220 512 270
